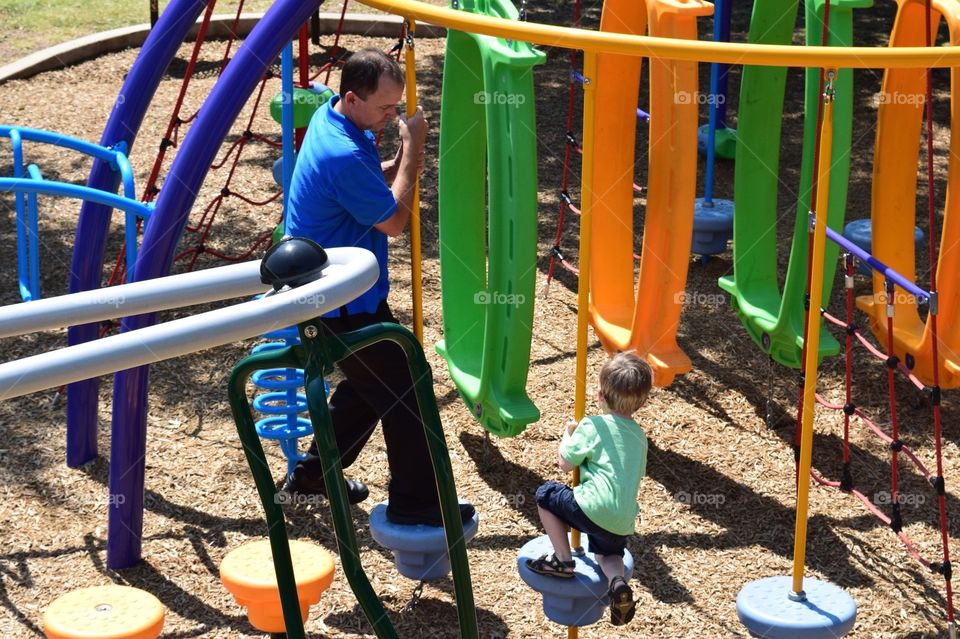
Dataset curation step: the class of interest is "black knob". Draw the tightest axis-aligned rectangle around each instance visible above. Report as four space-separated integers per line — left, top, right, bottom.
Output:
260 236 328 291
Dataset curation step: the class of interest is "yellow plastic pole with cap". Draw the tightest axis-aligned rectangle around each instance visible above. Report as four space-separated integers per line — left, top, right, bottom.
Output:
792 69 835 598
404 19 424 344
567 49 599 639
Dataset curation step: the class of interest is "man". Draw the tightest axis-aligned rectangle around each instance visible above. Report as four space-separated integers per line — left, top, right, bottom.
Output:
283 48 473 526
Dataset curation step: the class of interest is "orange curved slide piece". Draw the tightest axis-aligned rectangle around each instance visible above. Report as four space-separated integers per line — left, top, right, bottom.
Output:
588 0 713 386
857 0 960 387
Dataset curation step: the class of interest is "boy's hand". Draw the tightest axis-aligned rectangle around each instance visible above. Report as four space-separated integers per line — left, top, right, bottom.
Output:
564 419 578 436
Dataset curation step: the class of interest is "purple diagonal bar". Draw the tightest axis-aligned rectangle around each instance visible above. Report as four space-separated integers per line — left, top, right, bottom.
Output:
66 0 211 469
107 0 324 569
824 225 930 303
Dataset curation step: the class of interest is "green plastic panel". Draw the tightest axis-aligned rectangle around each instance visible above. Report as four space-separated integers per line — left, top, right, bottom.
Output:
718 0 869 368
436 0 544 437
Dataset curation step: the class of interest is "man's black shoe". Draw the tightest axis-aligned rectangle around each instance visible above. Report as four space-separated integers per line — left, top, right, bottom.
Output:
386 502 476 527
279 474 369 506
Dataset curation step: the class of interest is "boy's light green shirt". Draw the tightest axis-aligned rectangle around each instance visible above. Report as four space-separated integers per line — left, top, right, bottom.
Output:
560 413 647 536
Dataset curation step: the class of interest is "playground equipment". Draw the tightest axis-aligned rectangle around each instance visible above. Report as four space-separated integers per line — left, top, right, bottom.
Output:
43 0 346 569
249 326 316 478
718 0 867 368
586 0 712 387
842 219 924 276
692 0 736 263
0 244 473 638
736 73 858 639
0 246 378 604
227 240 479 638
6 0 960 631
220 539 335 634
517 535 635 627
369 501 480 580
855 0 960 388
696 0 737 160
42 585 165 639
0 246 376 398
436 0 543 437
0 126 150 303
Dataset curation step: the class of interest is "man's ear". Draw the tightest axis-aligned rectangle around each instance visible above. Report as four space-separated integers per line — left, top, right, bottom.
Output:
342 90 358 106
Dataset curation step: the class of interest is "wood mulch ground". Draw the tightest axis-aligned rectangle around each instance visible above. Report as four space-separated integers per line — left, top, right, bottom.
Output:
0 6 958 638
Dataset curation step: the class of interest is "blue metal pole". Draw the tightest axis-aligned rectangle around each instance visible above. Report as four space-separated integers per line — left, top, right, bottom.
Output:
11 130 31 302
66 0 211 470
281 41 296 213
704 0 731 205
108 0 324 569
714 0 732 129
25 166 42 301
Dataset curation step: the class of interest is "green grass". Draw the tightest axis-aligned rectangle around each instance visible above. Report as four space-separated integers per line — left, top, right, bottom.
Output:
0 0 356 63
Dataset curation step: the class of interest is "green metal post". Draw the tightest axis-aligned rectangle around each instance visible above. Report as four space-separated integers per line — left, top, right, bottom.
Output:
228 318 479 638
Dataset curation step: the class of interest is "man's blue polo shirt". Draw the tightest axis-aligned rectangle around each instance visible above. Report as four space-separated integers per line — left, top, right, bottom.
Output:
286 96 397 317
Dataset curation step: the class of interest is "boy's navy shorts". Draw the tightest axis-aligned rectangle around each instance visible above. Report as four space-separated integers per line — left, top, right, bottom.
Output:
535 480 628 557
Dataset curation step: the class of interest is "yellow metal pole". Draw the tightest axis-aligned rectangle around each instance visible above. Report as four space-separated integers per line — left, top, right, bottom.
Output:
567 49 599 639
370 2 960 68
791 70 835 597
404 20 424 344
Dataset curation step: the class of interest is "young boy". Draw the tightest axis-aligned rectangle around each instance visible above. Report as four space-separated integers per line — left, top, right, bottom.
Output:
526 351 651 626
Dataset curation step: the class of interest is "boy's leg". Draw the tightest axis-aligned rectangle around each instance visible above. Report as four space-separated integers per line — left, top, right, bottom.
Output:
537 505 574 562
596 553 626 584
591 538 635 626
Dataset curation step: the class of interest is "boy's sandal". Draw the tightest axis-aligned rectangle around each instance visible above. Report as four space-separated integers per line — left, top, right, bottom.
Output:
609 576 636 626
526 553 576 578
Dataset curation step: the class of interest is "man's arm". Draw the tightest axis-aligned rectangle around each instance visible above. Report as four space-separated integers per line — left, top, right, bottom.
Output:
381 145 402 184
375 107 427 237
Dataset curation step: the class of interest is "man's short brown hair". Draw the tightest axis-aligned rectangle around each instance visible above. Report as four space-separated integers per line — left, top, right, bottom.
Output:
599 351 652 416
339 48 405 99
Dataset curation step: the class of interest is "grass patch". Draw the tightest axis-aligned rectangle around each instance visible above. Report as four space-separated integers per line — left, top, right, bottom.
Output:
0 0 393 64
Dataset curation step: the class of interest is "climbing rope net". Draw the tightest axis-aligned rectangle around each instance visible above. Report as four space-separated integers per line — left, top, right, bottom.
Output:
809 252 955 626
99 0 405 328
797 0 954 626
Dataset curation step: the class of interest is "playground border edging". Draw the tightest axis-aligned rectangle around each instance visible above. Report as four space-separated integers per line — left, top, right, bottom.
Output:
0 12 445 84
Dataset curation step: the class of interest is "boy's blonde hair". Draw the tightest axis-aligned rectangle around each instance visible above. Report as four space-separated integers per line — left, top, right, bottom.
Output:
599 351 652 415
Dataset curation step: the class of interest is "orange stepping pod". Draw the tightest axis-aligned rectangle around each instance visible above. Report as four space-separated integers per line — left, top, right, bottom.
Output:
220 539 335 634
588 0 713 386
857 0 960 387
43 585 164 639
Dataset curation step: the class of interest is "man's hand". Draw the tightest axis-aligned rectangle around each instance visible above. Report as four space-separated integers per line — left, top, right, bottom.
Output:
375 106 429 237
398 107 428 151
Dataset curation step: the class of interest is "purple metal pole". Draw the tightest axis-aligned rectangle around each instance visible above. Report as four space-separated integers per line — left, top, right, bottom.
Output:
825 225 931 302
66 0 210 468
107 0 324 569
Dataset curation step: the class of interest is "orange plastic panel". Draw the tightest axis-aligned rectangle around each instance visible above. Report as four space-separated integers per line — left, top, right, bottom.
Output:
857 0 960 387
588 0 712 386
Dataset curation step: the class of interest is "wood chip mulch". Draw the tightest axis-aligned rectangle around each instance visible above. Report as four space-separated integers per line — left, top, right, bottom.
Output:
0 15 958 639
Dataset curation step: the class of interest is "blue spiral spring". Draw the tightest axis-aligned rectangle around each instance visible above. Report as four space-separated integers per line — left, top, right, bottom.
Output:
250 325 328 477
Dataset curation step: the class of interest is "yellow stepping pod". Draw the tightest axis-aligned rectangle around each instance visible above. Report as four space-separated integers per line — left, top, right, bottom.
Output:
221 539 335 634
588 0 713 386
43 585 164 639
858 0 960 387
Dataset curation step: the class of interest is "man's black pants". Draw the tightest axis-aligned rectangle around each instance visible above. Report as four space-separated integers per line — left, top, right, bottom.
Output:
296 299 440 513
